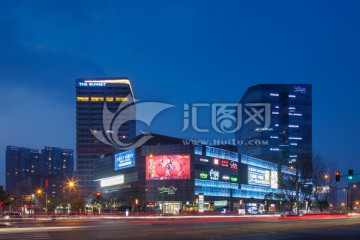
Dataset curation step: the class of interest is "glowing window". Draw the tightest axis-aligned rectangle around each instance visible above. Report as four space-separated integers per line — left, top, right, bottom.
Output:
106 97 114 102
76 97 89 102
115 97 128 102
91 97 104 102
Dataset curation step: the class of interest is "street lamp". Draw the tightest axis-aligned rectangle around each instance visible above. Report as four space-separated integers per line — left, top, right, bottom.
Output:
9 197 14 212
36 189 48 214
31 194 35 215
65 178 78 192
65 178 78 214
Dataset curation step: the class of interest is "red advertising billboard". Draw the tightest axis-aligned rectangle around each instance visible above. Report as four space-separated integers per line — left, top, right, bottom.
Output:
146 154 190 180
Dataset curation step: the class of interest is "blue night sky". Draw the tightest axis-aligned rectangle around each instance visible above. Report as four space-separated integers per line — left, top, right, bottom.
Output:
1 0 360 188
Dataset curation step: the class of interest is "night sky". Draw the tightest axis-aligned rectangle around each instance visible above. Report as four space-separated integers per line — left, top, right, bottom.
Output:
1 0 360 188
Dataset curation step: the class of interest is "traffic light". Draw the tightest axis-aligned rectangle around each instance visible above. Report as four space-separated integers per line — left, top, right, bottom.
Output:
96 192 101 200
335 171 340 182
348 170 354 180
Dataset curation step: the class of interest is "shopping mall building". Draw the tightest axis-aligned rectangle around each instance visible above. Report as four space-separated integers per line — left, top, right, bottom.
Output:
94 134 296 214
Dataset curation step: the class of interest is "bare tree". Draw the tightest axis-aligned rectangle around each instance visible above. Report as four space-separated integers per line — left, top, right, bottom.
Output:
311 154 338 212
278 166 300 215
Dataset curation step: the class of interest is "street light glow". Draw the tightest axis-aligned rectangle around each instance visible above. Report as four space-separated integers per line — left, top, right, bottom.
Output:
65 177 78 190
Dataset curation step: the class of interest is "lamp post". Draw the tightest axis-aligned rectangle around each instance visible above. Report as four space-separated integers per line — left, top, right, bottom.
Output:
9 197 14 212
31 194 35 215
65 178 77 214
36 189 48 214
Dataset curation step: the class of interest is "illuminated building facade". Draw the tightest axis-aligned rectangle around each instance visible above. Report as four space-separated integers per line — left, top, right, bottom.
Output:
41 146 74 180
6 146 41 194
93 134 290 214
236 84 312 172
76 78 135 190
6 146 74 208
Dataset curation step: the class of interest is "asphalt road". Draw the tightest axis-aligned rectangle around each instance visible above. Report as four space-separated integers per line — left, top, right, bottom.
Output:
1 215 360 240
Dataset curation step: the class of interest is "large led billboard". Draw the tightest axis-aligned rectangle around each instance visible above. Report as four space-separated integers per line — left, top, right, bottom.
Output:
248 166 271 187
115 149 135 170
146 154 190 180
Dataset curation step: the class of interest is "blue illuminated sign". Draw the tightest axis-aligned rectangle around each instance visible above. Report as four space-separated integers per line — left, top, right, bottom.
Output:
77 81 107 87
115 149 135 170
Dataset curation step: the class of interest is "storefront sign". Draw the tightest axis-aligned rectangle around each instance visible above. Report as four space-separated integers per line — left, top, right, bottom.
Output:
158 186 177 195
199 171 208 179
209 169 219 180
230 176 238 182
199 158 209 163
294 86 306 94
222 175 230 180
214 200 228 207
230 161 238 170
221 160 229 167
198 193 204 213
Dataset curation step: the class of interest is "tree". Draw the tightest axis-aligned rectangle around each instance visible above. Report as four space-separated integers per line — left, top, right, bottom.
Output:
0 187 11 211
278 165 301 215
311 154 337 212
278 151 313 216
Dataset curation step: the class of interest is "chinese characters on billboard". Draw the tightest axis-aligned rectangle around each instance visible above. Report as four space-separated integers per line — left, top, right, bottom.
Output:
115 149 135 170
146 154 190 180
248 166 271 187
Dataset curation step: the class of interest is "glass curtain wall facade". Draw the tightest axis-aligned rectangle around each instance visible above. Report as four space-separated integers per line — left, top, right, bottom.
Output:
236 84 312 172
93 134 303 214
76 78 135 191
94 134 245 213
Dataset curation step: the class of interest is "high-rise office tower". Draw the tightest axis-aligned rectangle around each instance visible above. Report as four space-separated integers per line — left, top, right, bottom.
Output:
41 146 74 180
236 84 312 171
76 78 135 190
5 146 41 193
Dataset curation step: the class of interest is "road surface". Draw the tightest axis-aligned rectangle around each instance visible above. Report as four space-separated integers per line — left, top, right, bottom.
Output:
1 214 360 239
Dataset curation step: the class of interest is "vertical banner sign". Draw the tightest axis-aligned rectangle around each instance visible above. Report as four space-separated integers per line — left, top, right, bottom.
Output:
198 193 204 213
